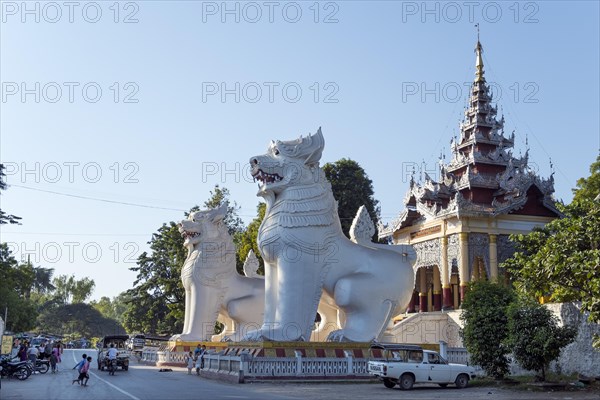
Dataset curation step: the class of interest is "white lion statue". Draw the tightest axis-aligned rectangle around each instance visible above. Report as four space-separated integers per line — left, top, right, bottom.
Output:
174 203 265 342
243 128 415 342
173 203 341 342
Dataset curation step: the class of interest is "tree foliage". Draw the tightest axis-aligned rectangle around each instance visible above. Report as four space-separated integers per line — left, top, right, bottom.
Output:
504 156 600 346
460 280 516 379
323 159 380 238
37 303 125 338
235 203 266 275
124 221 186 335
0 164 22 225
506 299 576 381
90 293 129 325
573 155 600 202
0 244 37 332
52 274 96 304
0 244 54 332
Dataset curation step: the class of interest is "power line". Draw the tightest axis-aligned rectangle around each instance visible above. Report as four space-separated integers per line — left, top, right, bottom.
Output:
1 231 150 237
8 184 262 218
10 184 189 212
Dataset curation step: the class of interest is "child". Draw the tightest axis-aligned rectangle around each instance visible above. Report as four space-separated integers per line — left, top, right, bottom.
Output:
194 351 202 375
72 354 87 385
185 351 194 375
82 357 92 386
50 350 58 373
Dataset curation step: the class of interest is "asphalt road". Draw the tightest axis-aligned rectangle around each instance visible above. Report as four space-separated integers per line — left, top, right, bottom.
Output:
1 349 599 400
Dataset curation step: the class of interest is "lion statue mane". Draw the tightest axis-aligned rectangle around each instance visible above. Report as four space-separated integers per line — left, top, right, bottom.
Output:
243 127 415 342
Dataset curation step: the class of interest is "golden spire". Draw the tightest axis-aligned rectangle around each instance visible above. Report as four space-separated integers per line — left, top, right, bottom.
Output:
474 24 485 82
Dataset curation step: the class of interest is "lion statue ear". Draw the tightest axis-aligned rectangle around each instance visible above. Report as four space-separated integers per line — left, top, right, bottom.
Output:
209 202 228 223
304 127 325 167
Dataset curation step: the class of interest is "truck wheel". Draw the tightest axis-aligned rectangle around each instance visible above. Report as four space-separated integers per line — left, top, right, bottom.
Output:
123 366 128 371
455 374 469 389
399 373 414 390
383 378 396 388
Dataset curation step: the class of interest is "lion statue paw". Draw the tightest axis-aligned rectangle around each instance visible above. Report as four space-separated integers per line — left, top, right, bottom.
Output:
326 330 355 343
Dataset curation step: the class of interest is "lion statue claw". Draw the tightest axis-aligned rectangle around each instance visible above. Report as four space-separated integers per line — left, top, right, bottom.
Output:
244 128 415 342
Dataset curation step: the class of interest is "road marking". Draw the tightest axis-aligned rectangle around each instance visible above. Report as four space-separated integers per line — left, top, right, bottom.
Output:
71 350 141 400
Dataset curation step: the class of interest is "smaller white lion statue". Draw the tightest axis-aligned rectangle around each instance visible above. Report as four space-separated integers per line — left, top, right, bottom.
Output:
174 203 265 342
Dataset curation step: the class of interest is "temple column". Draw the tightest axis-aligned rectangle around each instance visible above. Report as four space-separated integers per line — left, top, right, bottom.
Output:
489 234 498 280
441 236 453 309
418 268 428 313
432 266 442 311
459 232 469 303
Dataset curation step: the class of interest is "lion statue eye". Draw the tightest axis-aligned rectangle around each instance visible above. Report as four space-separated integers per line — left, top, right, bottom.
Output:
274 148 280 155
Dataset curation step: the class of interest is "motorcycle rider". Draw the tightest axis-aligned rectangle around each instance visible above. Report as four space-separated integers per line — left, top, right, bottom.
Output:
107 343 118 373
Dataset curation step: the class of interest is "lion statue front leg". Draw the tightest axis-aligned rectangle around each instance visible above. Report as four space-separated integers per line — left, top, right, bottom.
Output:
243 256 321 342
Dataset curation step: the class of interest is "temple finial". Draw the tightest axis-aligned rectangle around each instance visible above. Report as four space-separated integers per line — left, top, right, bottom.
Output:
474 24 484 82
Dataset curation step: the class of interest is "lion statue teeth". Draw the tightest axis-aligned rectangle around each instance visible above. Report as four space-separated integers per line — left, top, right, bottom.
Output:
244 127 415 342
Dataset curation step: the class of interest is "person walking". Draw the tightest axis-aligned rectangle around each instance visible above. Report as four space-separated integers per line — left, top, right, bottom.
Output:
82 356 92 386
185 351 194 375
51 345 61 372
194 346 206 375
73 355 90 386
50 348 58 373
72 354 87 384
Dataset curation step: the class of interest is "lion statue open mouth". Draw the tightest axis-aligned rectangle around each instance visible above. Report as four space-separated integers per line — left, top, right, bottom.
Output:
244 127 415 342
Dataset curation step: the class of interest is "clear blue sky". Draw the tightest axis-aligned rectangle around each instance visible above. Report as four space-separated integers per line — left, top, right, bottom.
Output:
1 1 599 300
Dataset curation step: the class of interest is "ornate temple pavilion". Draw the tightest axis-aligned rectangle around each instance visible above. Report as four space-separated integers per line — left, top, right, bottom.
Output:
379 39 561 313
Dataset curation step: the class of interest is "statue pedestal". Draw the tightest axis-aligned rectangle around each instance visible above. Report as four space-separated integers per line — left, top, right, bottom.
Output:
168 340 376 358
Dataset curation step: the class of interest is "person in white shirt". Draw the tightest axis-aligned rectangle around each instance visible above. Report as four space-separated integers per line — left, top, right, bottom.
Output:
27 345 39 364
107 343 118 360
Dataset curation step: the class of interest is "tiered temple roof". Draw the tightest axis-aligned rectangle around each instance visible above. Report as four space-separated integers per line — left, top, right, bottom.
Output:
380 40 561 238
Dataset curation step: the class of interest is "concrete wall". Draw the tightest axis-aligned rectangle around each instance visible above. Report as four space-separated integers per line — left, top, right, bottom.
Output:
547 302 600 377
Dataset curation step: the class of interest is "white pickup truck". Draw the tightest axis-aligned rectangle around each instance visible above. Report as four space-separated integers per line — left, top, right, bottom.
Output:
367 344 476 390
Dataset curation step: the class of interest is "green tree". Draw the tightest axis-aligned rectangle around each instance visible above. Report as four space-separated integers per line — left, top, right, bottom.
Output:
52 274 95 304
37 303 125 338
235 202 266 275
0 164 22 225
125 221 186 335
573 155 600 202
506 299 576 381
460 280 516 379
505 206 599 346
91 296 118 321
0 243 38 332
323 159 380 238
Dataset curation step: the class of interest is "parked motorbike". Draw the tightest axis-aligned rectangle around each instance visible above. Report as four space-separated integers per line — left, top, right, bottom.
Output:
34 359 49 374
0 356 30 380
